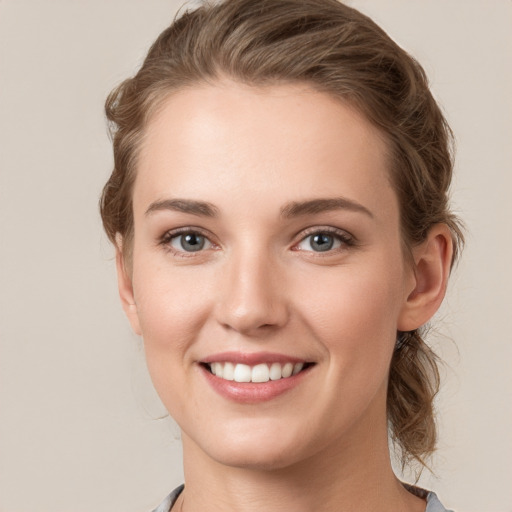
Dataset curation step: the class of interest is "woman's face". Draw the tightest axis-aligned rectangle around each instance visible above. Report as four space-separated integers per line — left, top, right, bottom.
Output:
121 81 418 470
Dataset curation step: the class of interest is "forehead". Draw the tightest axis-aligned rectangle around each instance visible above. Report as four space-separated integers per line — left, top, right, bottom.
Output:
134 80 396 221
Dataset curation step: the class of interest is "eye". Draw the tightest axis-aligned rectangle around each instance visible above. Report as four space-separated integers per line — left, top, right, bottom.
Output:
166 231 213 253
295 229 353 253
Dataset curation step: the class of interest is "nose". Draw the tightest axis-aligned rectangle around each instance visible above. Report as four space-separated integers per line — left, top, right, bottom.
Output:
215 249 289 336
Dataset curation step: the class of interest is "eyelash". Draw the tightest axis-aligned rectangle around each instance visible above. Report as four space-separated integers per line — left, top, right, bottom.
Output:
159 226 356 257
159 227 217 258
293 226 356 254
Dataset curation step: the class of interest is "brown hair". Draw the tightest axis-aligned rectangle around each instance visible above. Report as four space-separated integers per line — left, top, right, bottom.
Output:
100 0 464 469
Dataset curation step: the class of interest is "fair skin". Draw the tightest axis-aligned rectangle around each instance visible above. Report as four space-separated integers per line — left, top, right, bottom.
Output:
116 81 452 512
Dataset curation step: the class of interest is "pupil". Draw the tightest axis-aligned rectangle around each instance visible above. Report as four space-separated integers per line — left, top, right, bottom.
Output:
312 233 333 252
182 234 205 252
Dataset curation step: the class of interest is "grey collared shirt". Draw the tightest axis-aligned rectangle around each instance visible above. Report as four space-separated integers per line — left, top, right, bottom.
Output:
151 484 454 512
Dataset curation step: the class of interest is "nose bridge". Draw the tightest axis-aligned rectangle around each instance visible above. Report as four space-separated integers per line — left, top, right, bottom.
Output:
217 241 288 334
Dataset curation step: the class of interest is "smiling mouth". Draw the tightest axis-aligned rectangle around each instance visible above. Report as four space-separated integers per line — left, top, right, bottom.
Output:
201 361 314 383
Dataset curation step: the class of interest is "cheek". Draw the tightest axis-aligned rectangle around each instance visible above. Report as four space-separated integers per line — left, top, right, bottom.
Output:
132 255 212 338
130 257 216 394
298 261 404 369
295 263 405 434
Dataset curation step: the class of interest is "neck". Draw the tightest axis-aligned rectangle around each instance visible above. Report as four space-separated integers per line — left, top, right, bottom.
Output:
178 395 425 512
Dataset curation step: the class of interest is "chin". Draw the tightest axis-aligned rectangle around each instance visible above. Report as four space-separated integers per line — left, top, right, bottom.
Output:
209 444 304 472
190 420 318 472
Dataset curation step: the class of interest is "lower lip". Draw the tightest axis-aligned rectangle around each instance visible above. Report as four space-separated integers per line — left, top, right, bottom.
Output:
200 365 312 404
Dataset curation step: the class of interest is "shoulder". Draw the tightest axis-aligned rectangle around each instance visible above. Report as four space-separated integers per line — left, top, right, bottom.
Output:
404 484 454 512
425 491 454 512
150 484 184 512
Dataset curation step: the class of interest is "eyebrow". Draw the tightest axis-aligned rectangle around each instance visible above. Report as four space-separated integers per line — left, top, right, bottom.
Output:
145 198 219 217
144 196 373 219
280 197 374 219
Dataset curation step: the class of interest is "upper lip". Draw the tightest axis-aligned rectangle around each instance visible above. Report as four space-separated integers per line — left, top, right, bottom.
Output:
201 351 310 365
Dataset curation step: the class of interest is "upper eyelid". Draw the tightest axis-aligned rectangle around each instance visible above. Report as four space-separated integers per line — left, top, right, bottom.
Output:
294 225 355 241
161 226 216 241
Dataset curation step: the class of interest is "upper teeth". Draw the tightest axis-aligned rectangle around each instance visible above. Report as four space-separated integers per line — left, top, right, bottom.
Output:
208 362 304 383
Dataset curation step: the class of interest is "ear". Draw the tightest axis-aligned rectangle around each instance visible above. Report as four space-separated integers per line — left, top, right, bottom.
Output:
115 235 142 336
397 224 454 332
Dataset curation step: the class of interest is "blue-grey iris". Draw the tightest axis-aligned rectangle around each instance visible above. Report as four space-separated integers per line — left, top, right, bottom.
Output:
180 233 205 252
310 233 334 252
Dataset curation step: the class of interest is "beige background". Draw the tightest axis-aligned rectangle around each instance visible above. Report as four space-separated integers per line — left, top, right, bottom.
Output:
1 1 511 511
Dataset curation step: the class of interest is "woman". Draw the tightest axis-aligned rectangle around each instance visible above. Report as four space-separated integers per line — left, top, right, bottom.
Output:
100 0 463 510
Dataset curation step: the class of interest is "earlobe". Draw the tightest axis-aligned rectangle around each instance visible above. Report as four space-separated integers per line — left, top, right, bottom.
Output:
115 236 142 336
398 224 454 332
